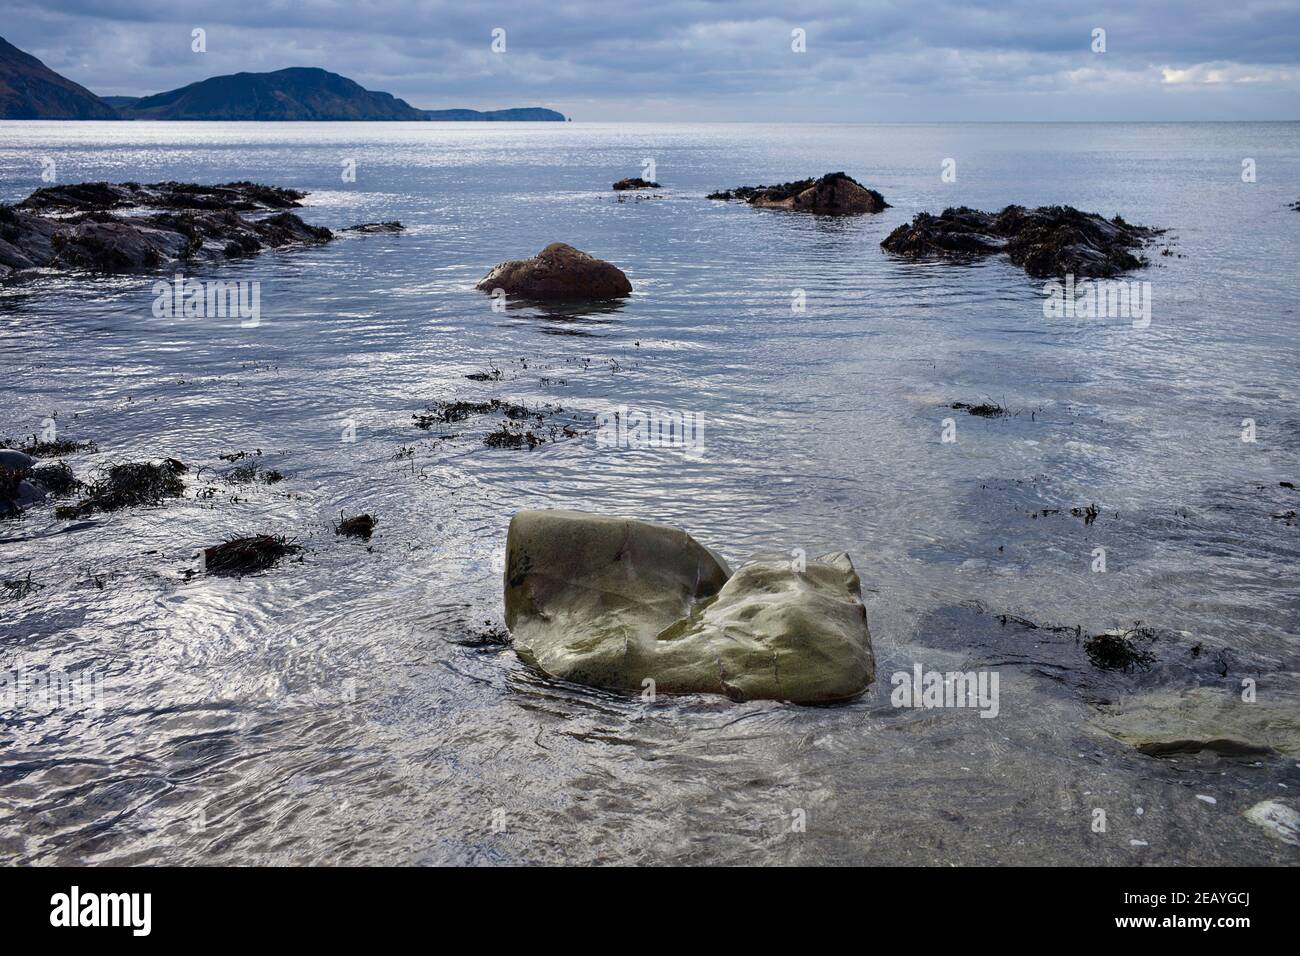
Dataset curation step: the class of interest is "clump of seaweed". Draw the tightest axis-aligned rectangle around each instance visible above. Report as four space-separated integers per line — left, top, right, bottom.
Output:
951 401 1006 418
335 513 376 540
223 462 284 484
2 570 42 601
1084 625 1157 672
484 425 543 449
415 398 537 427
29 462 81 497
1070 503 1100 526
1 434 97 457
465 366 503 382
54 458 186 518
450 620 512 648
0 465 24 505
202 534 301 577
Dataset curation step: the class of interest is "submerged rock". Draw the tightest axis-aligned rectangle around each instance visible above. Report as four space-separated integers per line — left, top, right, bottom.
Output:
344 221 405 233
503 509 875 703
881 204 1161 278
708 172 889 215
1092 684 1300 757
476 242 632 301
0 449 36 471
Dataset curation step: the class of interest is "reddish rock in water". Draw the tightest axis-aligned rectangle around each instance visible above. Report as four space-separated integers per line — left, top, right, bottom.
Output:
612 177 659 190
708 172 889 215
476 242 632 301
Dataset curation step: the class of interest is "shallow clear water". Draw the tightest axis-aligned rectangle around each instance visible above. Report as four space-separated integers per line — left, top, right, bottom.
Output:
1 121 1297 865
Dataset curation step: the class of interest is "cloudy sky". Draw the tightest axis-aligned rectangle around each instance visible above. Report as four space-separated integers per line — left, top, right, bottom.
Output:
6 0 1299 120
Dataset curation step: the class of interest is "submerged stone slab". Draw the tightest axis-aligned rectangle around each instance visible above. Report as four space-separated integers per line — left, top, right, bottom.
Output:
503 510 875 703
1092 684 1300 757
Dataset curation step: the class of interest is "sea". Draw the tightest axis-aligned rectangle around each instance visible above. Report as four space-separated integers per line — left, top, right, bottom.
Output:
1 120 1297 864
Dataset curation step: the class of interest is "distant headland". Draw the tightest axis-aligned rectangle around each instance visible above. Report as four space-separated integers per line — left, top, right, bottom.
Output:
0 37 567 121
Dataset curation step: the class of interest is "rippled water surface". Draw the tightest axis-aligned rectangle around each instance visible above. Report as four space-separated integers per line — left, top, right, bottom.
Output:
1 122 1298 865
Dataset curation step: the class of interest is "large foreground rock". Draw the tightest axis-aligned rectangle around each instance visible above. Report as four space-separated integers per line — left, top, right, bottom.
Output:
476 243 632 301
1091 683 1300 757
881 204 1161 278
708 172 889 215
503 510 875 703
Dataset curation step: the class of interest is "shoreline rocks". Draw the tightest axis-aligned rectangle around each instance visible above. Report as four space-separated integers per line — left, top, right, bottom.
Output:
881 204 1162 278
19 181 306 214
708 172 889 215
503 509 875 703
1 181 390 281
476 242 632 301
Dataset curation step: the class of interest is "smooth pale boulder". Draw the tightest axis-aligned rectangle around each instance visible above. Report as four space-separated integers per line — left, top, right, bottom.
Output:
653 553 875 702
1091 683 1300 757
476 243 632 301
503 510 875 703
505 510 731 688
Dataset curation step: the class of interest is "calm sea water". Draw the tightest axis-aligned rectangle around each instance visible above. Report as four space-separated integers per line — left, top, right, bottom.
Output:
1 121 1297 865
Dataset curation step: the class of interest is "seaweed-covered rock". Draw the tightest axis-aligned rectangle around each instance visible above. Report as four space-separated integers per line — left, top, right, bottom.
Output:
51 219 192 271
476 243 632 301
2 182 344 280
503 510 875 703
708 172 889 215
612 178 659 190
881 204 1161 278
19 180 306 213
